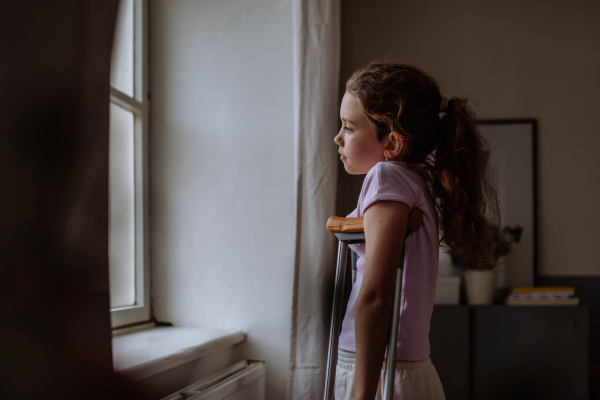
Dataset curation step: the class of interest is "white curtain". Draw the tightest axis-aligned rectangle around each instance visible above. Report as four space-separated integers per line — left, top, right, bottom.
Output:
287 0 341 399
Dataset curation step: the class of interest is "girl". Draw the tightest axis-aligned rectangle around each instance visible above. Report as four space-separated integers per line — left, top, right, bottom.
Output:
333 63 500 400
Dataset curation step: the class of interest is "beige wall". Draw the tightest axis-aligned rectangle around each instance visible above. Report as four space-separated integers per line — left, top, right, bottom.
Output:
338 0 600 276
150 1 294 398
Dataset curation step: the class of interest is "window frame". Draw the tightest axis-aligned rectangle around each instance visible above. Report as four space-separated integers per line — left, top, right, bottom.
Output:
110 0 150 329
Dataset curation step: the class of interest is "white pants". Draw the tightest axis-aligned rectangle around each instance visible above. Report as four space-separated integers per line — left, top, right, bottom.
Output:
335 349 446 400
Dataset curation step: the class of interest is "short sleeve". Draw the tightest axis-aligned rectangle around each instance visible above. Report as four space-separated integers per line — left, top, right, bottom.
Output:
361 162 423 214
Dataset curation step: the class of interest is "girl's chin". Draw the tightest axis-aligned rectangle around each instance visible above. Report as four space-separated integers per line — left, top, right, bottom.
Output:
343 164 362 175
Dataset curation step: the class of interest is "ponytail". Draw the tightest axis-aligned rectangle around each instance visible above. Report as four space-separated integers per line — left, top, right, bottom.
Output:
430 98 500 269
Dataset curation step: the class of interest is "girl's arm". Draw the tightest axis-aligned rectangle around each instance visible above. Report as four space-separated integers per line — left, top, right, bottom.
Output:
350 200 409 400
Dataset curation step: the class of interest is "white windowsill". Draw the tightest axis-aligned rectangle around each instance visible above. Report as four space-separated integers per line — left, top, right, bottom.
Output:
112 323 246 382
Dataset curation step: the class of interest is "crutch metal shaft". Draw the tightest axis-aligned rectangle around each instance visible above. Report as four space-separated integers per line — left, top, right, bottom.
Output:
382 229 411 400
351 250 358 285
323 240 349 400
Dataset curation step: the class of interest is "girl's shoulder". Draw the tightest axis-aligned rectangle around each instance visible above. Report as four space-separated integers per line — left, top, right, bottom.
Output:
365 161 423 188
360 161 436 225
360 161 427 211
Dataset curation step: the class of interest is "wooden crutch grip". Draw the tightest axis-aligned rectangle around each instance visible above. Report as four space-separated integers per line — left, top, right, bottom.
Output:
325 216 364 234
325 208 423 234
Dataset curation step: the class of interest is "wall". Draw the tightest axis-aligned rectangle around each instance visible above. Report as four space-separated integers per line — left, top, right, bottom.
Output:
149 1 295 399
339 0 600 276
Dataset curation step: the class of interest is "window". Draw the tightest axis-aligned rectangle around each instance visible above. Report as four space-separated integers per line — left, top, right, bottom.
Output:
109 0 149 328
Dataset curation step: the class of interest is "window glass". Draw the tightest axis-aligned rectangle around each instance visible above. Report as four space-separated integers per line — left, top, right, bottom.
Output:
109 102 136 308
111 0 134 97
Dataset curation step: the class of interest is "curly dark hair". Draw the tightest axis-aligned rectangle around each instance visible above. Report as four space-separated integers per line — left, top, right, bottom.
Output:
346 62 501 269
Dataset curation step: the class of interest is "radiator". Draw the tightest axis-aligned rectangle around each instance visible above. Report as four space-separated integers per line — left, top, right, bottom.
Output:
161 360 265 400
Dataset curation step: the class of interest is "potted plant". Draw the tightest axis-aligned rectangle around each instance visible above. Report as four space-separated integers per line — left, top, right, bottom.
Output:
453 224 523 305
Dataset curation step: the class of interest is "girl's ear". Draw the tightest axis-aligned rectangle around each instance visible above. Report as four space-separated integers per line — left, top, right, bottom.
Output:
384 131 404 160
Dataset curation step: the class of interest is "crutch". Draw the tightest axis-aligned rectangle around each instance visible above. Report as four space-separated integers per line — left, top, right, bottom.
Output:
323 208 424 400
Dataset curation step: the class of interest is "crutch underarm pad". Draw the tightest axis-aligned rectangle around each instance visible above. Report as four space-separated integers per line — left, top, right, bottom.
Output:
326 216 364 234
326 208 424 235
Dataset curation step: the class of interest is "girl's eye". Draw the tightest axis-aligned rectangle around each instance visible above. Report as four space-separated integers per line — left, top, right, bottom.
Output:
344 126 353 133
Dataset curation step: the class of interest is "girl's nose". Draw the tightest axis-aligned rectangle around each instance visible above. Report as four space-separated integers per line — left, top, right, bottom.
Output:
334 131 342 146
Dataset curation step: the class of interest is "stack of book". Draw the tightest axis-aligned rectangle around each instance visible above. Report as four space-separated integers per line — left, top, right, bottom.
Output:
506 287 579 306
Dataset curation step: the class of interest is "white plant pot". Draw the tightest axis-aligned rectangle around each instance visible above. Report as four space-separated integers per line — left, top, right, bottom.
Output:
464 269 496 305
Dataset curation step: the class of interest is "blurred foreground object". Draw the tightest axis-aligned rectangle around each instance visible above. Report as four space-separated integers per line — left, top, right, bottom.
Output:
0 1 146 398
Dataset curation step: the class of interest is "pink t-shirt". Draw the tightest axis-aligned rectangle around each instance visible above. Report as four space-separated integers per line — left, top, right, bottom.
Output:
338 161 439 361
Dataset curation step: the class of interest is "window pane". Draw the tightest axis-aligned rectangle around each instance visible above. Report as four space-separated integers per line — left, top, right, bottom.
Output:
111 0 134 96
109 103 135 308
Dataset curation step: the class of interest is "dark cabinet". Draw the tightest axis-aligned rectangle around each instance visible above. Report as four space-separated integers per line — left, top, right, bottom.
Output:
429 305 589 400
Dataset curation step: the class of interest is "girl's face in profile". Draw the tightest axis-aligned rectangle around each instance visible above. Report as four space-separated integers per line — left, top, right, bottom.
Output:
334 92 386 175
